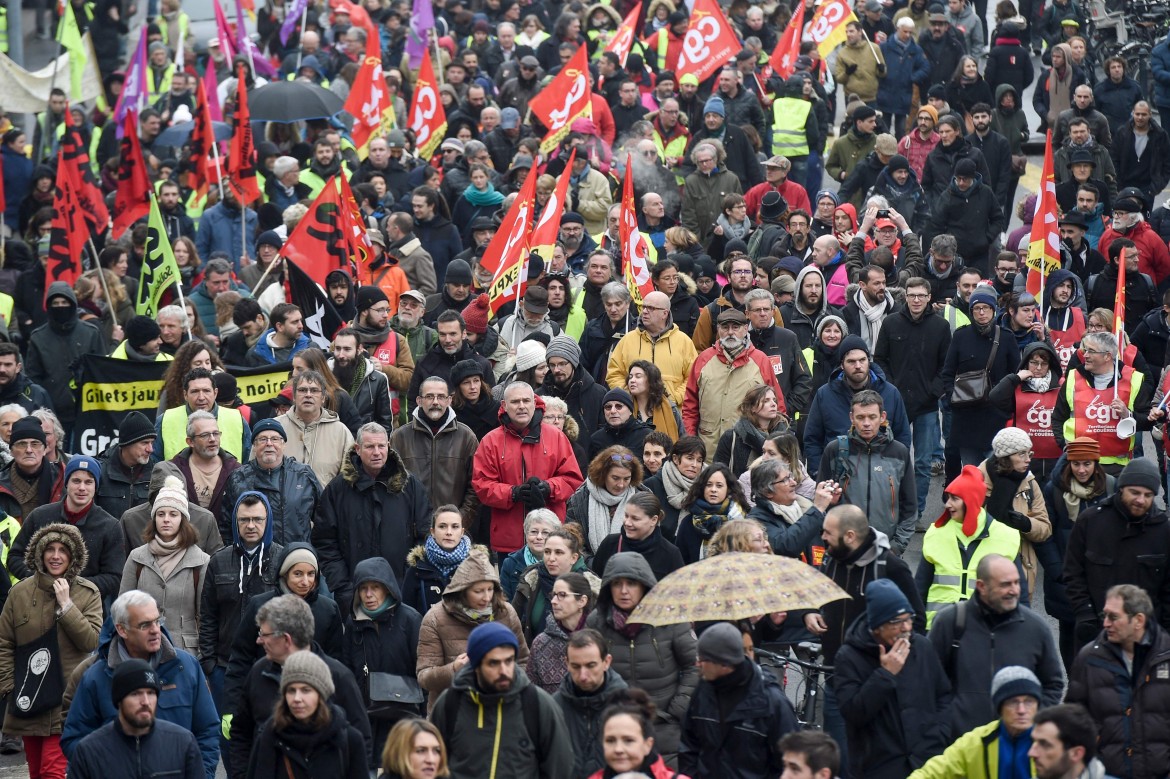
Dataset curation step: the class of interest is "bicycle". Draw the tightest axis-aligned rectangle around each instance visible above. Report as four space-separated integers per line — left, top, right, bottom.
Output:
756 642 833 730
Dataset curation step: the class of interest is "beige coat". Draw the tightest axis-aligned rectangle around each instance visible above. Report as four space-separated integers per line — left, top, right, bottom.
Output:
120 543 210 656
0 524 102 735
415 550 529 712
979 462 1052 595
277 408 356 485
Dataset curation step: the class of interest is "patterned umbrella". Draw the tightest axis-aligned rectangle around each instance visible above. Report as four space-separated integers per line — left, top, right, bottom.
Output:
629 552 850 626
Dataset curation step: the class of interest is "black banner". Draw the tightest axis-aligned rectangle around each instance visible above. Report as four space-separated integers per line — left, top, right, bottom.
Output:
73 356 293 455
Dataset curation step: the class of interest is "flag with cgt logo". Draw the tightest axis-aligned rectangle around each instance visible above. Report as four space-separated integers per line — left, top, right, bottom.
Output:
528 45 592 153
620 154 655 308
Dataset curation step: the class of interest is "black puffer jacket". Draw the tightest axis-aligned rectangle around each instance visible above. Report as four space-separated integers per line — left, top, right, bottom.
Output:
587 416 652 461
94 441 154 521
832 616 953 779
219 457 323 547
1066 623 1170 779
246 703 368 779
538 367 606 442
920 136 992 200
873 304 952 419
924 175 1004 271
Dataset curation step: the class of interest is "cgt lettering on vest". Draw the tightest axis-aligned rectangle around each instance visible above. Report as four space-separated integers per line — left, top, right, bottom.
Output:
1084 394 1117 427
1025 399 1052 429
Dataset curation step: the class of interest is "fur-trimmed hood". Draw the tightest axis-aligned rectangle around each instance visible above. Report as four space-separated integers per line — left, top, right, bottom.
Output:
405 542 491 568
340 444 409 493
441 548 500 597
26 522 87 581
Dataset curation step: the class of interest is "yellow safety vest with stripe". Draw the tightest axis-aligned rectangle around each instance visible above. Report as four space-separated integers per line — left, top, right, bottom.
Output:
943 303 971 333
920 508 1021 628
0 293 14 331
109 341 175 362
285 72 330 89
1061 368 1143 467
0 513 20 583
0 6 8 53
653 129 689 185
652 28 670 67
147 64 177 105
160 405 246 460
771 98 811 158
157 13 190 48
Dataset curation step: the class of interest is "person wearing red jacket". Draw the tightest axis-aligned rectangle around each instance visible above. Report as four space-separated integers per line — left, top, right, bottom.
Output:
471 386 584 552
1098 193 1170 287
744 156 813 221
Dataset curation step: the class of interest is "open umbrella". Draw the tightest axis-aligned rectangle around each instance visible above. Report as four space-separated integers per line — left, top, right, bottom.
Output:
629 552 849 626
153 120 233 148
248 80 345 122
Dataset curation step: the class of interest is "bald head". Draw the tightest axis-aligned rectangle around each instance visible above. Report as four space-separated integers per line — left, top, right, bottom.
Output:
643 290 669 309
640 290 671 335
812 235 840 267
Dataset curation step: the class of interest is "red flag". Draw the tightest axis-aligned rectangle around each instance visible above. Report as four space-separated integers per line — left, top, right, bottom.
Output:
279 176 365 287
227 64 261 205
185 79 219 200
345 31 396 158
529 147 576 263
807 0 857 57
528 45 592 153
409 54 447 160
46 150 87 303
1025 131 1060 299
338 175 373 275
675 0 742 83
620 153 655 306
769 0 805 82
605 2 642 67
480 172 538 316
60 107 109 235
112 111 152 238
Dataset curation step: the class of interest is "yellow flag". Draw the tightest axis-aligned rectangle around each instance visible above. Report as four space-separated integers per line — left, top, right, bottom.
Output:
138 196 184 317
60 3 87 100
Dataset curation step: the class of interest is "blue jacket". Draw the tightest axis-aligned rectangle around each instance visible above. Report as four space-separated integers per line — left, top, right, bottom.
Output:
244 328 312 365
1094 75 1146 133
876 36 931 115
188 278 252 337
195 202 258 273
61 621 220 779
1 146 33 231
803 364 912 474
1153 34 1170 108
413 215 463 285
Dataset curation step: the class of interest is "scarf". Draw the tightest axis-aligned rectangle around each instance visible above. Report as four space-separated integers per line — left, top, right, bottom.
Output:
148 535 186 580
716 213 752 240
1063 477 1099 523
460 605 495 623
344 357 369 397
855 287 891 347
690 496 737 558
611 605 643 639
462 183 504 207
361 599 395 618
1025 374 1051 392
424 535 471 579
352 320 393 345
659 460 693 514
769 498 807 525
584 479 638 553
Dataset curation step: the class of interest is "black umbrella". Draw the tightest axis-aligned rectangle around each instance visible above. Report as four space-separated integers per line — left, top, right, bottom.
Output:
248 80 345 122
154 120 233 148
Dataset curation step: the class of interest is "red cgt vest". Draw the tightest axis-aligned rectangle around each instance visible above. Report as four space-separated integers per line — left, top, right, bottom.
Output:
1048 307 1086 372
372 333 401 414
1012 387 1062 460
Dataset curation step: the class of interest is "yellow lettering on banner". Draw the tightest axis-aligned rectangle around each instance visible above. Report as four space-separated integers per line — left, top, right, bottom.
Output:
236 371 289 401
489 263 523 300
81 381 164 411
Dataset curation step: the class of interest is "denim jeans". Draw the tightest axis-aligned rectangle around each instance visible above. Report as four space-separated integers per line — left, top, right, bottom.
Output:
912 410 941 516
823 684 850 778
209 665 230 775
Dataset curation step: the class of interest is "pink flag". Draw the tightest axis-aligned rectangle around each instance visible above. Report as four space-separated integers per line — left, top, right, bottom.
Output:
203 62 223 122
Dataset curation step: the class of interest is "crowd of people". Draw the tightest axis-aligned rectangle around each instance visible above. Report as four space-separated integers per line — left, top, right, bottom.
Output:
0 0 1168 776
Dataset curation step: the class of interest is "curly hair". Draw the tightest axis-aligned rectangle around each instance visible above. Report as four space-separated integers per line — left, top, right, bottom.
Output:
587 445 644 488
684 463 750 512
160 340 220 410
708 518 771 556
628 360 667 418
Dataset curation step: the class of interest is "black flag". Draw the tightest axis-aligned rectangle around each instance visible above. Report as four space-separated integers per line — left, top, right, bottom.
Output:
284 258 344 349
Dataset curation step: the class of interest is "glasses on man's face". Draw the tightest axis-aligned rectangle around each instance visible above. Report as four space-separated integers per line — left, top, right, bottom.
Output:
642 305 668 313
905 293 930 300
748 307 773 316
255 435 284 446
1082 348 1108 356
238 516 266 526
421 393 449 402
258 629 286 640
884 614 914 628
369 305 390 314
731 269 754 276
11 441 43 452
193 431 222 440
133 616 165 632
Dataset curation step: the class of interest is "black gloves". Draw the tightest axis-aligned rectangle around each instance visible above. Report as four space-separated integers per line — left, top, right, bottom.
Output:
524 477 551 510
512 484 533 505
1075 612 1101 645
998 510 1033 533
844 63 858 76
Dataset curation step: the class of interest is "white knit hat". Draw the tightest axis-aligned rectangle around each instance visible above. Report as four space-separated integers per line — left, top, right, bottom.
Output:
151 476 190 522
992 427 1033 459
514 341 547 373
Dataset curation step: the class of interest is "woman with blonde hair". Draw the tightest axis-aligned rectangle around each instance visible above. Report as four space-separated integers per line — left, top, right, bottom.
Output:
381 718 449 779
172 236 202 290
707 518 772 555
663 226 701 259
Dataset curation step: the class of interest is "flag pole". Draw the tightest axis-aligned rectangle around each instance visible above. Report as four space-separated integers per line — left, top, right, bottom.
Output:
859 27 882 66
35 13 67 164
211 140 226 200
295 2 309 71
87 237 116 308
433 33 445 86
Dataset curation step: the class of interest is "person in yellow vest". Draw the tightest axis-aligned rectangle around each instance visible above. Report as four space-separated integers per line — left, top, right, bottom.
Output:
771 75 820 188
156 0 190 50
155 367 250 461
146 41 177 105
109 316 176 363
918 464 1021 628
298 138 343 199
1053 330 1152 474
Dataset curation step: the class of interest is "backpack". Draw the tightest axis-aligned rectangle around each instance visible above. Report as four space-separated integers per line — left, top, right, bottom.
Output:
1087 271 1156 307
441 681 543 748
748 224 786 261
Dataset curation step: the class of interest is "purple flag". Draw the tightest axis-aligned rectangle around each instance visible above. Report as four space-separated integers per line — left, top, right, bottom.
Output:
281 0 309 46
406 0 434 68
113 34 148 137
234 0 279 79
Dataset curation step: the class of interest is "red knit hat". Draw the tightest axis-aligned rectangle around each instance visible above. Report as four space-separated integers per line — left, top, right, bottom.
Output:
463 294 490 335
935 464 988 536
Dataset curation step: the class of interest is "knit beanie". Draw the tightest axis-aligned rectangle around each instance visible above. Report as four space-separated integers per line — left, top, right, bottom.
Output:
514 340 546 373
279 547 319 577
356 286 389 312
10 417 46 447
886 154 911 173
968 288 998 312
1117 458 1161 493
935 464 988 536
602 387 635 413
252 417 288 442
279 650 335 699
451 358 487 387
124 316 162 350
991 427 1032 459
110 658 161 705
1064 436 1100 462
696 622 745 666
119 411 157 445
990 666 1042 710
815 314 848 342
703 95 725 117
151 481 190 522
64 455 102 485
466 622 519 667
865 578 913 629
836 334 871 363
445 259 474 286
463 294 490 335
918 104 938 124
545 335 582 367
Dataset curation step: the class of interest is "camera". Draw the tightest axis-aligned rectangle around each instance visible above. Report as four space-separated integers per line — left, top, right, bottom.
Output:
876 209 890 218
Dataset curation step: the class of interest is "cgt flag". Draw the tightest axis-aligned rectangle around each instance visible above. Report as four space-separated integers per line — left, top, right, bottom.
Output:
807 0 857 57
768 0 805 81
345 31 396 159
279 176 364 288
137 195 184 317
675 0 742 83
528 147 576 265
1025 131 1061 299
113 110 152 238
46 149 86 303
409 54 447 160
620 153 655 307
528 45 592 153
481 171 538 316
605 2 642 67
285 257 344 348
227 64 262 205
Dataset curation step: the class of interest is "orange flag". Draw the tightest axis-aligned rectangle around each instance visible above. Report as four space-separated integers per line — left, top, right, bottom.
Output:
620 153 655 307
46 149 87 303
1025 131 1060 300
480 171 538 316
60 107 109 235
529 148 576 264
112 111 152 238
345 30 396 158
605 2 642 67
807 0 857 57
768 0 805 82
675 0 742 83
528 45 592 153
185 78 219 200
227 64 262 205
409 54 447 160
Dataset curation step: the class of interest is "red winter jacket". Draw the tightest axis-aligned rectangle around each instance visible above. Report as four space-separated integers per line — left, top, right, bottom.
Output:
1098 219 1170 286
471 394 584 552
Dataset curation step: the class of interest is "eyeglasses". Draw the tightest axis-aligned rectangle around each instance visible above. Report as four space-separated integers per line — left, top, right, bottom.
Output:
132 616 165 631
255 436 284 445
610 453 635 464
661 108 679 114
642 305 668 313
11 441 44 451
884 614 914 627
1082 348 1109 356
421 393 449 402
905 293 930 300
731 269 754 276
238 516 266 526
369 305 390 314
550 591 583 600
192 431 222 440
257 629 286 640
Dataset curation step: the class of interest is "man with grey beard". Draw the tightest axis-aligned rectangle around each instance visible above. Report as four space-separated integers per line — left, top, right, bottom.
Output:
559 212 598 273
632 139 681 218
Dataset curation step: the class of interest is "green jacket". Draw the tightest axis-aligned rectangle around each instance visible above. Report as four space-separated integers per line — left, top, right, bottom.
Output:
826 129 877 184
908 719 1036 779
390 317 439 361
